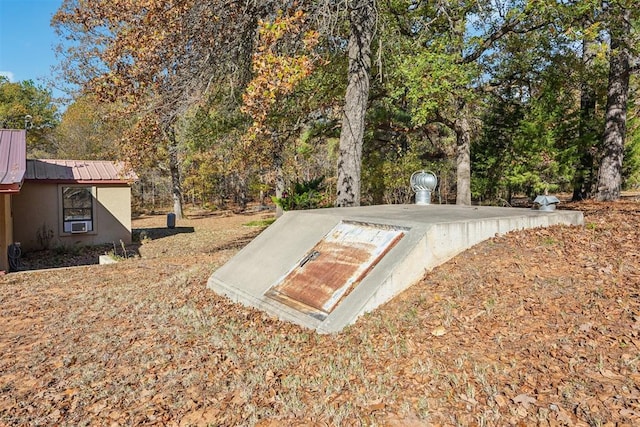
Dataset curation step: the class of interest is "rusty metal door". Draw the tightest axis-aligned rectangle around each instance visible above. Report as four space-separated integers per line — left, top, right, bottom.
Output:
265 221 405 319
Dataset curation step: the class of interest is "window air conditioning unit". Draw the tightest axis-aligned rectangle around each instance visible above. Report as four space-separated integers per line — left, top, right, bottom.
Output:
69 221 91 233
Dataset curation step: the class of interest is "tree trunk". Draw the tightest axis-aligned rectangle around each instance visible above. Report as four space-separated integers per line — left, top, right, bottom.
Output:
454 114 472 206
596 7 631 201
167 127 184 219
273 134 286 218
336 0 376 207
573 32 598 201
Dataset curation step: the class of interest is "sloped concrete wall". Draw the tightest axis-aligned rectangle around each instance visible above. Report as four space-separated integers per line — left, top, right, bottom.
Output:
208 205 583 333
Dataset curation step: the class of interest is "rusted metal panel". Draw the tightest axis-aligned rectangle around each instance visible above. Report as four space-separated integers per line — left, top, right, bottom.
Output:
266 221 405 319
0 129 26 193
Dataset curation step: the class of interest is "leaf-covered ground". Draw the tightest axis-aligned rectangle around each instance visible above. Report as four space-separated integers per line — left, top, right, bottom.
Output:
1 200 639 426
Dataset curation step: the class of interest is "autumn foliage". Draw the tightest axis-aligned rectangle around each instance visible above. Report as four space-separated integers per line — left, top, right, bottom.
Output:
242 10 319 141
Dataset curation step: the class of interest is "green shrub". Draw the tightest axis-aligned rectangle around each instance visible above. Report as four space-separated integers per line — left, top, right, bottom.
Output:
272 176 329 211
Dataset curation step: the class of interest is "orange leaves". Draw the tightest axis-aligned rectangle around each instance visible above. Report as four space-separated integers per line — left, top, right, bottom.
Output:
512 393 537 409
179 407 220 426
257 9 308 46
243 53 314 115
242 9 318 140
359 398 386 414
430 325 447 336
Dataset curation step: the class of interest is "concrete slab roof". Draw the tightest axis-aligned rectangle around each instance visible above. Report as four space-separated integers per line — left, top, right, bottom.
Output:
0 129 26 193
25 159 137 184
208 204 584 333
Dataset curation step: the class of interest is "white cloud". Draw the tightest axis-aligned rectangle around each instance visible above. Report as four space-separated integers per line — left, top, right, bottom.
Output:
0 71 15 82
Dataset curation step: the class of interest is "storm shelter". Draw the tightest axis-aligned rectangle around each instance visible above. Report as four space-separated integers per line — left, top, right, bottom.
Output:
207 204 583 333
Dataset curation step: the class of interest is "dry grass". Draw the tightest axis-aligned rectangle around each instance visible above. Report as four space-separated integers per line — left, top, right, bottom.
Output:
1 201 639 426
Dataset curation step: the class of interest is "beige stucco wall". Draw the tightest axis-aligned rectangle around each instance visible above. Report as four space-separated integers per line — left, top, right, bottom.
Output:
12 182 132 252
0 194 12 271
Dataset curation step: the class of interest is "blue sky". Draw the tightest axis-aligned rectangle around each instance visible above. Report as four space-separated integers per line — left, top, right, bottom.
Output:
0 0 63 89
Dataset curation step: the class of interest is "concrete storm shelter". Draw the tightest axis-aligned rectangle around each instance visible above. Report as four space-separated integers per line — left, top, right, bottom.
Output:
208 204 583 333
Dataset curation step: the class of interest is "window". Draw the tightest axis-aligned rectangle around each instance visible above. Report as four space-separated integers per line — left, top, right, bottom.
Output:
62 186 94 233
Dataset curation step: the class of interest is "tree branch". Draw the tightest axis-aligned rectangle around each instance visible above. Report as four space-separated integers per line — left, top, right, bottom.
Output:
461 16 549 66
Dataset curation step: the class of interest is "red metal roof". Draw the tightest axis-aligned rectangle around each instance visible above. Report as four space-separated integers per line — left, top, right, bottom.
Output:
25 159 137 184
0 129 27 193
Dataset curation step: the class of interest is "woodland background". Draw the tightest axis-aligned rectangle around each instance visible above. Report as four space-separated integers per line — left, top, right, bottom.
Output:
0 0 639 214
2 2 640 425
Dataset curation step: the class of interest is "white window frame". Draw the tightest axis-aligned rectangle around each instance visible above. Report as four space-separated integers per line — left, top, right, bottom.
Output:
59 185 97 235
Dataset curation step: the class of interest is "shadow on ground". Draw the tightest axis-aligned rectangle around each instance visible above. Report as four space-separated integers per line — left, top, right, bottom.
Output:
16 227 197 272
133 227 195 241
17 241 141 271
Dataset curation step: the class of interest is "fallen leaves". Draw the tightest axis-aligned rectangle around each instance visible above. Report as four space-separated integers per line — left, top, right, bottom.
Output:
1 200 639 425
512 393 537 409
430 326 447 336
180 407 220 426
361 398 386 413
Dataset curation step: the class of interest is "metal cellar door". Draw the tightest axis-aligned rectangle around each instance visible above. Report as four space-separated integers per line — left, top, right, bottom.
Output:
265 221 406 320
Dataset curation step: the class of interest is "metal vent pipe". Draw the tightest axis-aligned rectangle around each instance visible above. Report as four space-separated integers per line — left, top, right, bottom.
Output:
410 171 438 205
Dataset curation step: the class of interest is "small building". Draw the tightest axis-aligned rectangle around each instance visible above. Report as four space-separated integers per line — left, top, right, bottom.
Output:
0 129 136 272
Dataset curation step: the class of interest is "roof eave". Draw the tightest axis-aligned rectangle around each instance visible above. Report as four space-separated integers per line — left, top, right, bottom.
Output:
0 182 23 193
